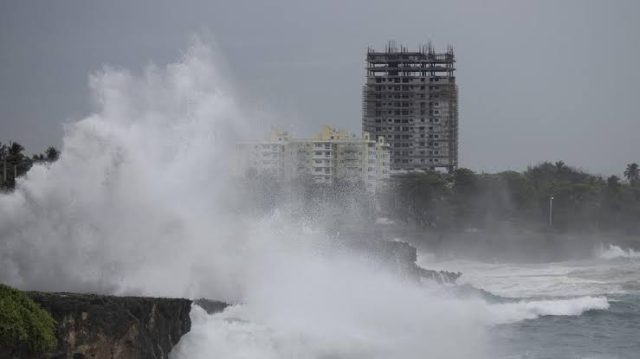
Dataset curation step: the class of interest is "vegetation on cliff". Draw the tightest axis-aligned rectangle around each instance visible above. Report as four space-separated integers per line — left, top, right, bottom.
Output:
0 284 57 354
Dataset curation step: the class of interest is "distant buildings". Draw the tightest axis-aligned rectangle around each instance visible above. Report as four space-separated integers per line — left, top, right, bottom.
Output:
236 126 390 193
362 41 458 172
235 40 458 191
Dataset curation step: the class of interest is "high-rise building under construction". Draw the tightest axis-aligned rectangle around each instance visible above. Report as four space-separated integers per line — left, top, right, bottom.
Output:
362 41 458 172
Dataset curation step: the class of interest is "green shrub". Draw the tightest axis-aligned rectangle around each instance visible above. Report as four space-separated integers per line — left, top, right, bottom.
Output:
0 284 57 354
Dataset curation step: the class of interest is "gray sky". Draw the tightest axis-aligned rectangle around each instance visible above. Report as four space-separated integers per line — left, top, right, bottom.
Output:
1 0 639 175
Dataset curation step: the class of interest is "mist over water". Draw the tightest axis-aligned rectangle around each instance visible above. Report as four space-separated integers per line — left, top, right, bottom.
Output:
0 40 622 358
0 40 251 299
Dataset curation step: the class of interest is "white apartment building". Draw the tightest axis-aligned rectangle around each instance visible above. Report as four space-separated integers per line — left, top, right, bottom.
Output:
236 126 390 192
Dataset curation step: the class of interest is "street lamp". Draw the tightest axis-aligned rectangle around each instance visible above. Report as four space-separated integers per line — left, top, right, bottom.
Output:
549 196 554 227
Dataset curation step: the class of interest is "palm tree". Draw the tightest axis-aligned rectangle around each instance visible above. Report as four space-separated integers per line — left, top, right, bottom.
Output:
624 163 639 185
8 142 24 157
554 161 567 172
0 142 7 160
45 147 59 162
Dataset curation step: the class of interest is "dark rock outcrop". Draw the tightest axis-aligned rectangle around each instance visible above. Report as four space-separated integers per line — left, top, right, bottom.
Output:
24 292 192 359
193 299 228 315
343 239 461 283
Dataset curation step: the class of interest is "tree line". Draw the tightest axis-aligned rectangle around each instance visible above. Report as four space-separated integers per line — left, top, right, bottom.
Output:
234 161 640 236
0 141 59 190
380 161 640 235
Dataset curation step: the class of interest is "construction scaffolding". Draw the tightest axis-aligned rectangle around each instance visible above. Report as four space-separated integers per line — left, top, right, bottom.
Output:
362 41 458 172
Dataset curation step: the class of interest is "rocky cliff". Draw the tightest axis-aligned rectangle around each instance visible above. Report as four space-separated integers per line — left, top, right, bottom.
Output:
20 292 193 359
343 239 461 283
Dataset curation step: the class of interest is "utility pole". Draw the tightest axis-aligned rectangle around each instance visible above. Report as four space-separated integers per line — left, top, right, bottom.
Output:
549 196 554 227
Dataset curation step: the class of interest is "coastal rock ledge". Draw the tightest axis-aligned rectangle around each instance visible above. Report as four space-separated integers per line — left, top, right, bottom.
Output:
7 292 194 359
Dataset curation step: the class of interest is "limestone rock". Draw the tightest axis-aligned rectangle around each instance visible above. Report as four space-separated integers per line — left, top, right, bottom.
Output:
24 292 192 359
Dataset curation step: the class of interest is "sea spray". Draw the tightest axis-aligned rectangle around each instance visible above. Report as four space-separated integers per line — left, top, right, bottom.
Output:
0 39 610 359
597 244 640 260
486 296 609 325
0 39 251 299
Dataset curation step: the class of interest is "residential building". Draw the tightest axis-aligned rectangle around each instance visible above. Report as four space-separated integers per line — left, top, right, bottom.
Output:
236 126 390 192
362 41 458 172
235 129 288 178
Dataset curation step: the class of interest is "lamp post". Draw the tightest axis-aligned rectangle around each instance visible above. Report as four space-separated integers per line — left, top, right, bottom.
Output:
549 196 554 227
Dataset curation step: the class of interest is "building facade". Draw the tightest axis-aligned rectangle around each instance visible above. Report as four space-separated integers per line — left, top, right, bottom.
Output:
362 41 458 172
236 126 390 192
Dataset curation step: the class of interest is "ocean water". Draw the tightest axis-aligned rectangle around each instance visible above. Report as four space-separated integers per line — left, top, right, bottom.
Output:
422 244 640 359
171 244 640 359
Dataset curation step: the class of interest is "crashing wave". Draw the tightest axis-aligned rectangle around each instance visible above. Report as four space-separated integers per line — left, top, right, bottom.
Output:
487 296 609 325
597 244 640 260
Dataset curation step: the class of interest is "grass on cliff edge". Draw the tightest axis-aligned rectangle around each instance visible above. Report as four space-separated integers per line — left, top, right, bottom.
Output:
0 284 56 354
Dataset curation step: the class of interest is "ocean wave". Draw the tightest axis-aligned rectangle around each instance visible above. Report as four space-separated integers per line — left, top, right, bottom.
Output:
597 244 640 260
488 296 609 324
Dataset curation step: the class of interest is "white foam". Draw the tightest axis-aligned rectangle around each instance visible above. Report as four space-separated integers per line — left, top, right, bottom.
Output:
488 296 609 325
597 244 640 260
375 217 394 225
418 250 640 298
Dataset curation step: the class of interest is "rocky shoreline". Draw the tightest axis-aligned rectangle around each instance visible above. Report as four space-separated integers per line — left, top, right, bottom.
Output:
1 293 227 359
1 240 456 358
343 238 461 283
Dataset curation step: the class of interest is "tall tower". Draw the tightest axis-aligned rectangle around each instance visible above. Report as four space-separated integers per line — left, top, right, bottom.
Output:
362 41 458 172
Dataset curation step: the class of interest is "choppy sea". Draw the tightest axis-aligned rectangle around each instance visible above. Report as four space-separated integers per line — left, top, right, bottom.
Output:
171 243 640 359
424 244 640 359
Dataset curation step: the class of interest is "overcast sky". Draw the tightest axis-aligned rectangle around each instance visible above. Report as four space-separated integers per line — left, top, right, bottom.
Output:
1 0 638 175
